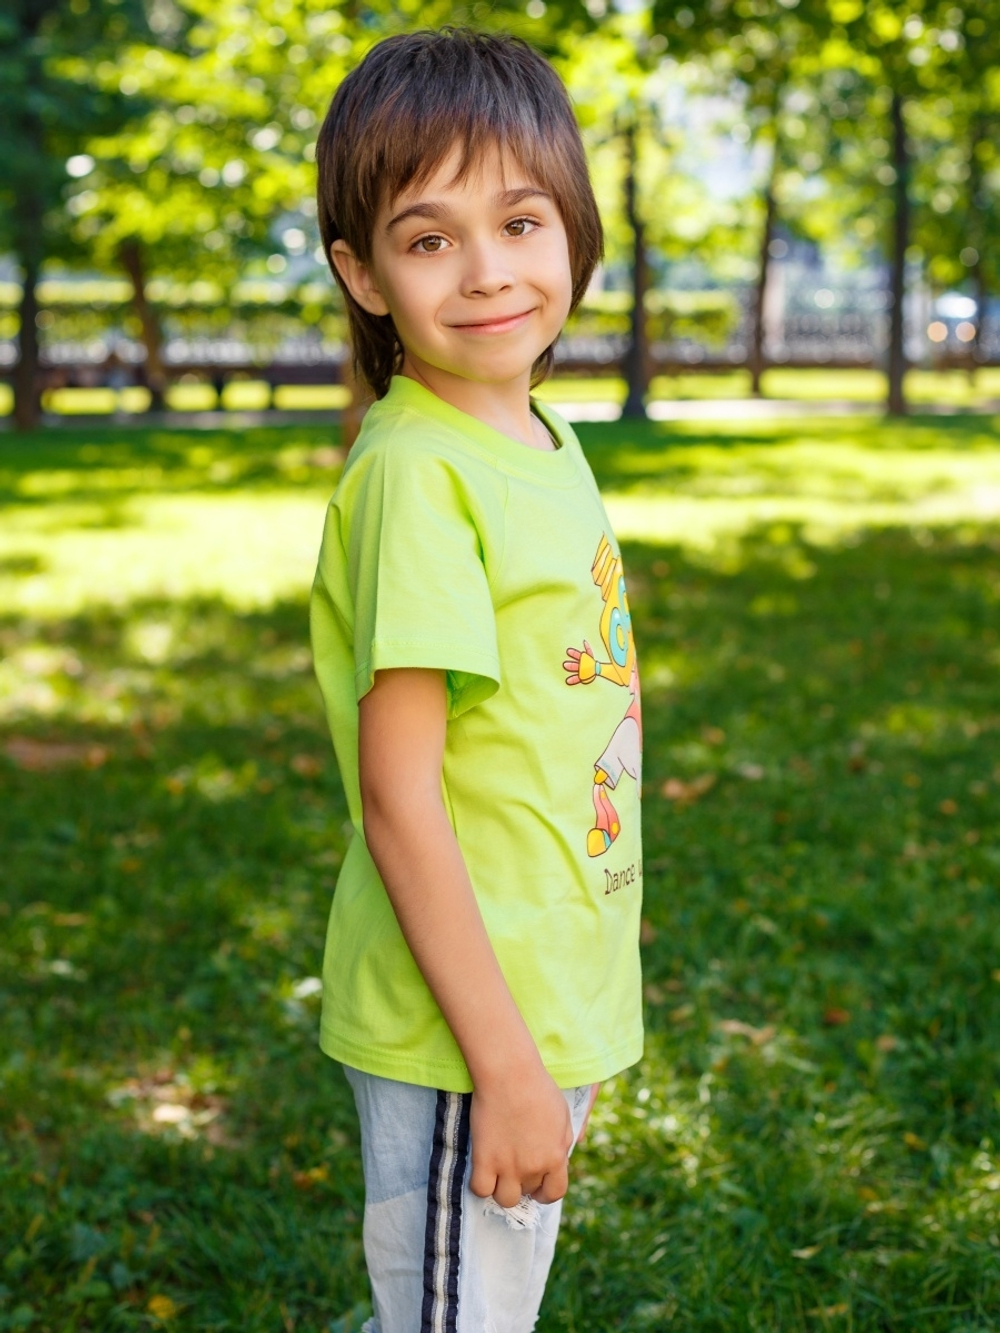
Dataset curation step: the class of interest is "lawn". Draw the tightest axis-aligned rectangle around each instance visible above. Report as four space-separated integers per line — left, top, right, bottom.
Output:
1 412 999 1332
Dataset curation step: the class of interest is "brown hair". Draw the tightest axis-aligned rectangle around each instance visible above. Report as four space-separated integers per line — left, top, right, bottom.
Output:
316 27 603 399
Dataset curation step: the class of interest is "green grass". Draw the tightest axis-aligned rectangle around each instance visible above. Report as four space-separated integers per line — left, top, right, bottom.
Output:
2 414 999 1331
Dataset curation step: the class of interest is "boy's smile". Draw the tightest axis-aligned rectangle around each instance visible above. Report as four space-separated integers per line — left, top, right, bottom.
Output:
331 144 575 446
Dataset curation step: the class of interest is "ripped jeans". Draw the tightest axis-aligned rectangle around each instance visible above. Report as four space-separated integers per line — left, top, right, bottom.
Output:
343 1066 595 1333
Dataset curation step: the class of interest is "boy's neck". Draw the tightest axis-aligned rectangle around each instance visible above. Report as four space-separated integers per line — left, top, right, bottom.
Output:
399 354 555 453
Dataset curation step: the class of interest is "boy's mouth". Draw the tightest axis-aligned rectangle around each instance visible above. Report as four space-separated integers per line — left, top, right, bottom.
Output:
449 309 535 335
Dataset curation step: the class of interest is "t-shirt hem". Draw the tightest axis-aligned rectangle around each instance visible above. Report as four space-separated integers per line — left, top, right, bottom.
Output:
319 1026 644 1094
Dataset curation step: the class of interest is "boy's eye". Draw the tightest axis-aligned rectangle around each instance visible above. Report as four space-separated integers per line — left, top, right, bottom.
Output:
414 234 448 253
504 217 537 237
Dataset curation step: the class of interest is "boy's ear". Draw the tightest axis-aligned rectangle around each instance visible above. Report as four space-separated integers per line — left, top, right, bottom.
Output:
330 241 390 317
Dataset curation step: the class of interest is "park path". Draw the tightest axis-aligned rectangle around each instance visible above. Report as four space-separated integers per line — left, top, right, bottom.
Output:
18 394 1000 430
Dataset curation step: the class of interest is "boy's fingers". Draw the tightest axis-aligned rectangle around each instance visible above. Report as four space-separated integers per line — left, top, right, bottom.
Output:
468 1164 497 1199
491 1174 523 1209
531 1160 569 1205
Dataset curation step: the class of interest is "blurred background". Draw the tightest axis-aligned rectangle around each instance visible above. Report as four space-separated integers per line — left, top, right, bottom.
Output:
2 0 999 428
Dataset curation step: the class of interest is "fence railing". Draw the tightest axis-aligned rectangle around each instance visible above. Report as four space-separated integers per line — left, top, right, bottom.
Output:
2 283 997 392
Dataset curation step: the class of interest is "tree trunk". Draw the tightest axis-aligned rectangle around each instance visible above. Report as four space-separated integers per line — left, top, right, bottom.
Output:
749 172 777 397
621 121 649 421
12 255 41 431
120 239 168 411
971 263 987 376
967 122 987 380
887 91 909 417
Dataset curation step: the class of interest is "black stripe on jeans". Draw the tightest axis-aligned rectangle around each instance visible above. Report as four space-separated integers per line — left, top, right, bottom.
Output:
421 1089 472 1333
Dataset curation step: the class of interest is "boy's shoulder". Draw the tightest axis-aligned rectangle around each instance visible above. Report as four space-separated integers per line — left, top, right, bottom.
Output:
343 389 497 486
345 378 583 480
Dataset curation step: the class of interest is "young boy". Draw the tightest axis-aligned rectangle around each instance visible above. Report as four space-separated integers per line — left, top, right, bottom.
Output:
310 28 643 1332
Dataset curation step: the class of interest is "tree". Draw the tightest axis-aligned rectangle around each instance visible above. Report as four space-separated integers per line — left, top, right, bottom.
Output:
824 2 972 414
909 6 1000 368
68 0 350 408
557 15 682 419
0 0 150 429
651 0 832 396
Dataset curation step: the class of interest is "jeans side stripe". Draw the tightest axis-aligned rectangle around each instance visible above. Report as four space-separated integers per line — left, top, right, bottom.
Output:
421 1090 470 1333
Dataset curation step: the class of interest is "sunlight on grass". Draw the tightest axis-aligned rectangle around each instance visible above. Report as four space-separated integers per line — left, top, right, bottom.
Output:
2 492 329 617
3 417 999 623
589 416 1000 554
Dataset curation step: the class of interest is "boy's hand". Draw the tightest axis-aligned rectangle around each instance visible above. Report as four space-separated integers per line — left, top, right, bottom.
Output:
468 1064 574 1208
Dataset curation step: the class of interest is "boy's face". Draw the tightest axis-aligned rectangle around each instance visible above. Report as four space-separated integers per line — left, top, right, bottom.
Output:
333 145 574 389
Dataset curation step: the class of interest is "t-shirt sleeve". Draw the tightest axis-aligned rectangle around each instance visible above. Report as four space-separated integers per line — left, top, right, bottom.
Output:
341 443 501 718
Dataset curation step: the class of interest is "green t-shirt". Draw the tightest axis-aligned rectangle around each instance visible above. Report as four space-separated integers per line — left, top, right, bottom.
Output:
310 375 643 1092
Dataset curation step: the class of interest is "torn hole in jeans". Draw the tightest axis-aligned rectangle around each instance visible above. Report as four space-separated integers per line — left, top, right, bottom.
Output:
483 1193 539 1230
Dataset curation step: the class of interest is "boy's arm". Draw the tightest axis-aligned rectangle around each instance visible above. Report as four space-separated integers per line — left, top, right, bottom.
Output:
358 666 573 1207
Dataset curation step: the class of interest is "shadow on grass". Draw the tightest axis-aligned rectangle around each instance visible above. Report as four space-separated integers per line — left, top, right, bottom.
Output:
2 510 999 1329
3 412 999 515
0 425 345 513
573 417 1000 520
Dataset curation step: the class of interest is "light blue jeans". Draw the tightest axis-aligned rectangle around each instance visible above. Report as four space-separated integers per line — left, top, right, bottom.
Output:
344 1066 595 1333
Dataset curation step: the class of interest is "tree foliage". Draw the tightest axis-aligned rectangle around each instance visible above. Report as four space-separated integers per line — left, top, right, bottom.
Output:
0 0 151 426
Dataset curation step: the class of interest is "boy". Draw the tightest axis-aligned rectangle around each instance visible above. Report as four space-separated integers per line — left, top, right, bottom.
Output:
310 28 643 1332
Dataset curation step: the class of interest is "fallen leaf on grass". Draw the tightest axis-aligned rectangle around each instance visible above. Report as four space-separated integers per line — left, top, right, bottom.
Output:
661 773 716 803
792 1245 822 1259
644 984 666 1005
147 1295 178 1321
903 1131 928 1151
702 726 726 746
669 1004 695 1024
717 1019 776 1046
290 753 323 778
52 913 89 927
639 918 658 945
939 798 958 815
4 738 110 771
822 1008 851 1027
875 1034 897 1052
292 1163 330 1189
736 761 765 781
807 1303 848 1318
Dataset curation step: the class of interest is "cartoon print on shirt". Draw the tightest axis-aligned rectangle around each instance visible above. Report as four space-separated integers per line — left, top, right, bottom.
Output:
563 534 642 857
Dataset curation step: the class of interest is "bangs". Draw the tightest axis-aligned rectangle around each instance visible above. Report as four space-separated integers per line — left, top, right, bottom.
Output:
348 48 579 232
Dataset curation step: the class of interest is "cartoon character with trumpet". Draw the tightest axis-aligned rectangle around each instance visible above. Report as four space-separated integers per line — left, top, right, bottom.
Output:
563 535 642 857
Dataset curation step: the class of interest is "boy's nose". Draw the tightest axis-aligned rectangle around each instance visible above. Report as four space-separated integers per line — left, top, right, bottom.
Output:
459 241 515 298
